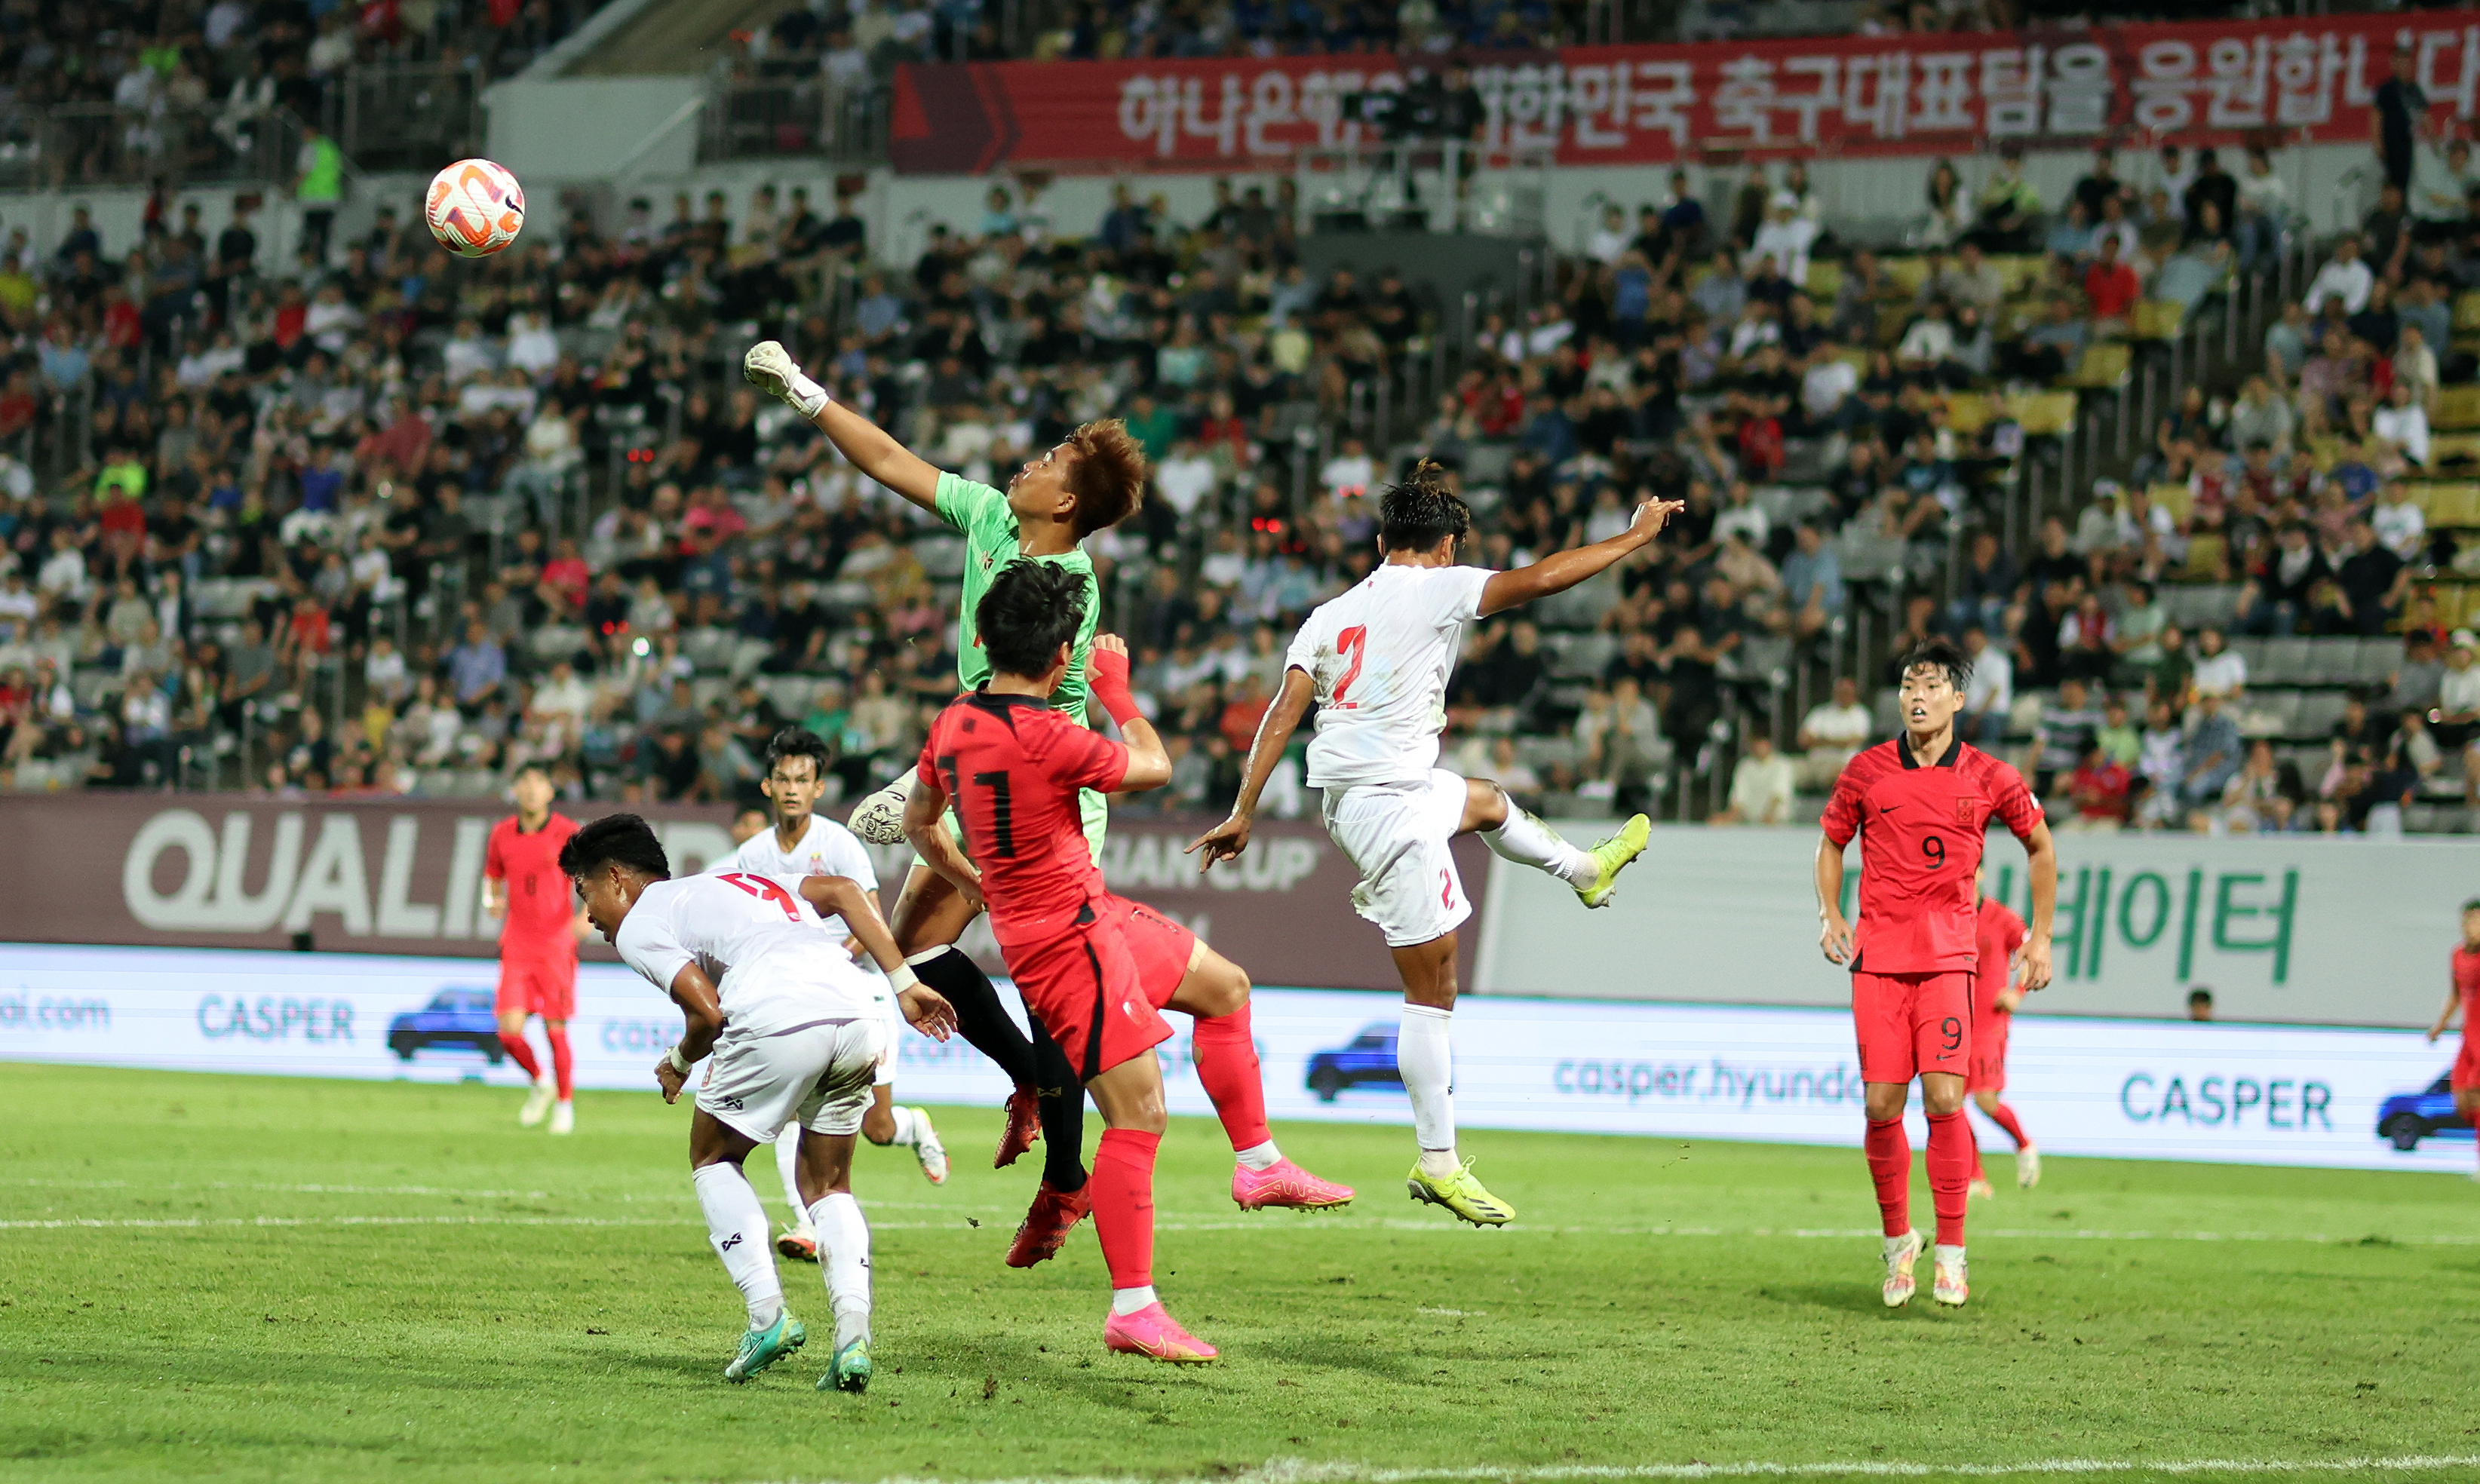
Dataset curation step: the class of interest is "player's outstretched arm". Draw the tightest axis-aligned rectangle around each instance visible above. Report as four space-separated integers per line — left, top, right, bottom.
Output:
1813 833 1856 965
1189 665 1315 871
804 873 960 1041
2015 820 2058 992
901 767 984 912
2430 980 2461 1043
1478 496 1685 618
655 963 727 1102
742 340 941 513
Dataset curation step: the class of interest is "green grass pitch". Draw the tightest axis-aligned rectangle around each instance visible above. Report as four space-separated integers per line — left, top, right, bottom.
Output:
5 1062 2480 1483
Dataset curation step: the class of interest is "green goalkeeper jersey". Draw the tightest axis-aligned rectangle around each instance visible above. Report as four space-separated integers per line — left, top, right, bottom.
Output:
936 471 1097 722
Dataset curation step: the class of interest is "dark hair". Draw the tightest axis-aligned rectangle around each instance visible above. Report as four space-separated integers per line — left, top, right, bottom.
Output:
1062 419 1148 537
1378 459 1472 553
557 813 671 882
2187 987 2214 1005
1898 635 1973 690
512 760 551 782
763 725 832 780
2463 898 2480 913
976 560 1088 680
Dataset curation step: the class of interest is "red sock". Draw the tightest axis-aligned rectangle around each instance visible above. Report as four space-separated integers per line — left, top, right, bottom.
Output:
498 1029 542 1080
1926 1111 1972 1247
545 1025 574 1101
1984 1099 2030 1149
1969 1119 1986 1183
1864 1117 1911 1237
1189 1004 1271 1154
1090 1128 1160 1290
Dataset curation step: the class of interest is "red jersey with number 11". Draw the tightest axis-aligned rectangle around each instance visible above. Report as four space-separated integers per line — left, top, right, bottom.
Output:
917 690 1128 951
1822 737 2043 974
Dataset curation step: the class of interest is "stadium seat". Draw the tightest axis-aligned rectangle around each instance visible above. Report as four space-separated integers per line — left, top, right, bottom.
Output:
2454 290 2480 335
2429 431 2480 468
2414 483 2480 526
2257 637 2313 685
2239 690 2298 738
2130 301 2184 342
2436 385 2480 432
2229 636 2270 676
529 626 588 661
1944 393 1997 436
2305 638 2359 684
1731 634 1793 683
1545 631 1618 677
1802 260 1843 302
2355 639 2402 682
914 536 968 578
681 627 738 673
2292 690 2348 737
2064 342 2131 390
1881 257 1932 298
2009 391 2077 437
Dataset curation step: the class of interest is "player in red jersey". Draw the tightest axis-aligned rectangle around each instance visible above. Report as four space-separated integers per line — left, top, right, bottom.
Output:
2424 897 2480 1180
1816 636 2056 1310
1965 863 2038 1197
902 561 1352 1363
485 763 587 1133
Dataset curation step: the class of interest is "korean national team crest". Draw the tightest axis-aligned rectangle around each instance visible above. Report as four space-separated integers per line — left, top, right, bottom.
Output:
1955 796 1976 823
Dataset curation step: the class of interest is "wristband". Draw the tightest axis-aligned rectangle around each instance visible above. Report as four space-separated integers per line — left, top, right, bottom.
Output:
885 964 919 996
784 369 830 419
1087 647 1141 728
665 1046 692 1076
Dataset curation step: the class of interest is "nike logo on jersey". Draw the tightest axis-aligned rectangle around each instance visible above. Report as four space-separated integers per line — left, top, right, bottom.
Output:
1878 805 1899 814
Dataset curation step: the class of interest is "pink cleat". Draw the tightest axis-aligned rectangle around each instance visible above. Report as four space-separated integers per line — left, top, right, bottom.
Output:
1103 1302 1218 1363
1232 1158 1355 1211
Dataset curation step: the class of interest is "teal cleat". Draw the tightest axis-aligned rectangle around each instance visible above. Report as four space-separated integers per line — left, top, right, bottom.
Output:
821 1338 873 1394
723 1313 806 1383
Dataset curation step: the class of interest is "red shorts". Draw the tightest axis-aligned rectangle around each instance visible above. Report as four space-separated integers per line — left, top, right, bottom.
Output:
496 943 577 1020
1967 1012 2009 1092
1002 894 1196 1081
2454 1036 2480 1093
1852 970 1972 1085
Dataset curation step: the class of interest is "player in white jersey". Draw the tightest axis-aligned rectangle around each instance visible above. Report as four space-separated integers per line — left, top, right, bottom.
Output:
717 729 949 1266
563 813 957 1395
1190 461 1680 1226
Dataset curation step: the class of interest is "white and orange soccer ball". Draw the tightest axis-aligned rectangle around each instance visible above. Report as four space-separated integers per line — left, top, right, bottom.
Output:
425 158 526 259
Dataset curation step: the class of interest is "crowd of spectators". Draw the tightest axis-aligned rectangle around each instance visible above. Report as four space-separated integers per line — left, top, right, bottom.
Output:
0 78 2476 835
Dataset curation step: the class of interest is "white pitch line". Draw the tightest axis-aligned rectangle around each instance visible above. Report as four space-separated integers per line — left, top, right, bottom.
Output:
769 1455 2480 1484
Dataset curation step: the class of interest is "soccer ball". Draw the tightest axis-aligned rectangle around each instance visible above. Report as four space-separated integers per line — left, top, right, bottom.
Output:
425 158 525 259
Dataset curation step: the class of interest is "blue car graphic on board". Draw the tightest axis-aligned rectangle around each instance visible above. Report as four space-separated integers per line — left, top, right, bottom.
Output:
2377 1073 2472 1151
1306 1023 1401 1102
386 987 504 1062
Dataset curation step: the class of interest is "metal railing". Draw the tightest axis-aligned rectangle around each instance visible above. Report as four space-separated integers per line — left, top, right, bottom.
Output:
698 75 889 165
336 63 484 173
0 102 305 191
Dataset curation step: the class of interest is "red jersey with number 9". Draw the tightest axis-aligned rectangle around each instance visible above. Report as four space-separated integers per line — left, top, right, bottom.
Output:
1822 736 2044 974
917 690 1128 950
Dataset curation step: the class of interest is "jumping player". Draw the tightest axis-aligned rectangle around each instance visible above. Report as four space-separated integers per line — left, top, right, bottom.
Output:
1189 461 1672 1227
2423 897 2480 1181
484 762 586 1133
564 813 958 1393
902 561 1352 1363
1815 636 2056 1310
715 727 950 1269
1966 863 2038 1197
744 336 1144 1265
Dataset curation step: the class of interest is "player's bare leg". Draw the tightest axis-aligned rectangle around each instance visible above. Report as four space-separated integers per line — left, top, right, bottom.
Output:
689 1112 807 1382
790 1124 876 1393
1868 1075 1972 1306
1162 939 1353 1211
498 1010 555 1127
1455 777 1649 909
1972 1087 2039 1190
1392 932 1515 1226
1084 1050 1215 1362
860 1082 948 1185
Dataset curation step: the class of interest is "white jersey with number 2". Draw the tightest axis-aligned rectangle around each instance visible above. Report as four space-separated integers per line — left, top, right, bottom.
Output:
613 872 880 1038
1286 562 1493 790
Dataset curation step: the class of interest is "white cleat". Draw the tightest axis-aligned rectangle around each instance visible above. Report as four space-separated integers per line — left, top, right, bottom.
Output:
1967 1174 1995 1200
849 773 916 847
912 1108 949 1184
548 1101 575 1136
2016 1146 2041 1189
1932 1246 1969 1308
1882 1228 1925 1308
519 1078 555 1127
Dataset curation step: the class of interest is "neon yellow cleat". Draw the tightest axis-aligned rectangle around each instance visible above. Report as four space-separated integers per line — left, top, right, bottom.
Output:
1576 814 1650 909
1406 1159 1515 1226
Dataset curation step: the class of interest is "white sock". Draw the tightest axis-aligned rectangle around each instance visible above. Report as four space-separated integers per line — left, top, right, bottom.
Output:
886 1105 919 1147
807 1192 873 1351
1112 1284 1159 1315
775 1127 808 1226
1400 1003 1458 1178
1482 808 1598 888
1234 1139 1281 1172
692 1164 784 1329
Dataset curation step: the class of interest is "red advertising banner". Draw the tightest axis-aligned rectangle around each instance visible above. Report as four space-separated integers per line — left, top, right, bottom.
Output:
892 10 2480 174
0 794 1471 992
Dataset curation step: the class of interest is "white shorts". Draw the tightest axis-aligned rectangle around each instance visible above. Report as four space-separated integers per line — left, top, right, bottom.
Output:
1320 768 1472 949
698 1016 888 1143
